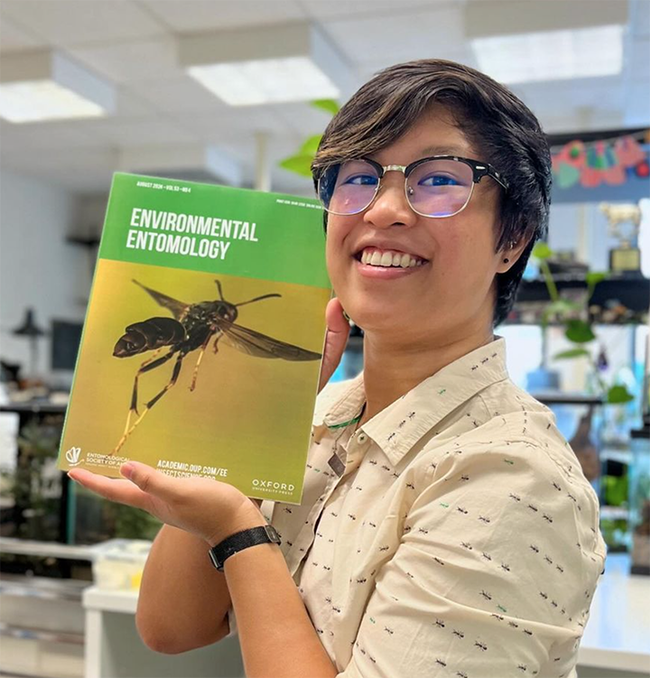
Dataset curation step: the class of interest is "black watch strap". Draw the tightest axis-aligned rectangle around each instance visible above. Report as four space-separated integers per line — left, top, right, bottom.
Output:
208 524 281 572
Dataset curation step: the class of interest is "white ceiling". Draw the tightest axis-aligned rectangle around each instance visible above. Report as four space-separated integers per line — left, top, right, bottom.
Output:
0 0 648 196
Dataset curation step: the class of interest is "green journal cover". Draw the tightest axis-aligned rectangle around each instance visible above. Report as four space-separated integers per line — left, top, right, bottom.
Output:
58 172 331 505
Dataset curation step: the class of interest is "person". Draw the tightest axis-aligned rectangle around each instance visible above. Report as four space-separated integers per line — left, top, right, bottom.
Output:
69 59 606 678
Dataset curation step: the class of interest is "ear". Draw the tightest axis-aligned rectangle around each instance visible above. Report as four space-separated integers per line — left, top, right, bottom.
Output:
495 236 531 274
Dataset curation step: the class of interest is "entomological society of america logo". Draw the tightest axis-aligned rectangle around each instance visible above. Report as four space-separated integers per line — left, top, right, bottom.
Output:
65 446 83 466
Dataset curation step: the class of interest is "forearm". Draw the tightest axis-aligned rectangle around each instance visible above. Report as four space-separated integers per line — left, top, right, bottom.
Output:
137 524 231 653
221 510 338 678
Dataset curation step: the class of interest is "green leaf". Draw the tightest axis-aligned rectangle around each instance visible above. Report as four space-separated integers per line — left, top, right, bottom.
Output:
311 99 340 115
278 154 314 178
585 271 607 287
553 348 591 360
532 242 553 260
565 319 596 343
299 134 322 156
607 385 635 404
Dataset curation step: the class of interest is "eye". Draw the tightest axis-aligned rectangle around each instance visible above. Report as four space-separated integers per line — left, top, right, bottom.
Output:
418 173 462 187
342 173 379 186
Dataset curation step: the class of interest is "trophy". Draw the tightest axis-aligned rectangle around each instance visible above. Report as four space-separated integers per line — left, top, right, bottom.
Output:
600 203 642 275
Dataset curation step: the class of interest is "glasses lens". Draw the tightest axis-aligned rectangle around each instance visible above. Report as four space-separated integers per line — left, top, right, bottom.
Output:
406 159 473 217
319 160 380 215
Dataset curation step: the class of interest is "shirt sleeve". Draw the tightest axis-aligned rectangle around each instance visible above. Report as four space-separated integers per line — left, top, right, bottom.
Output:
336 439 605 678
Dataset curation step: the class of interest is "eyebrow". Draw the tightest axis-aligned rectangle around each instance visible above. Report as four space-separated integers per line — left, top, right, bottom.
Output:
420 145 470 157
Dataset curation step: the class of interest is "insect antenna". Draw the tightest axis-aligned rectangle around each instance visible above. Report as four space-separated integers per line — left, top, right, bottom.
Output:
235 293 282 307
214 280 226 301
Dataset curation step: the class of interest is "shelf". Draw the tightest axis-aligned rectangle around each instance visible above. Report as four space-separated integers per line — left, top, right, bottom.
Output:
514 275 649 322
0 621 84 646
0 537 96 561
529 392 603 406
0 574 88 602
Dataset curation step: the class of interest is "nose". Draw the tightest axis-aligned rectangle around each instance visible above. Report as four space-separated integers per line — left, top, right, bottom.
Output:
362 172 416 229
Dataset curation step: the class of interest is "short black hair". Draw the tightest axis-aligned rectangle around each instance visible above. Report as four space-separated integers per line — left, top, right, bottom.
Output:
312 59 552 327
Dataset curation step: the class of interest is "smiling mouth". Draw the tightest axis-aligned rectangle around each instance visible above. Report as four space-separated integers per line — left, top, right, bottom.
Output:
354 247 427 269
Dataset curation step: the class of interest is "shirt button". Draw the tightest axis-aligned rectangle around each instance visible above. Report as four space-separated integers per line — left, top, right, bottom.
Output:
358 433 367 443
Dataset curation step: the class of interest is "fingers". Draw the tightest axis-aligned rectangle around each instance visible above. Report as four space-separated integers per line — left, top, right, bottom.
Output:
119 461 174 499
67 468 149 509
318 297 351 393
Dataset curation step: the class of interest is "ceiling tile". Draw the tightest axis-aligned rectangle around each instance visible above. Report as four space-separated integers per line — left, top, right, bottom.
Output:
0 15 45 52
133 76 231 113
114 88 156 117
320 5 466 67
69 37 181 83
138 0 306 32
269 102 334 137
180 108 294 142
517 76 625 114
300 0 457 21
74 116 199 147
0 0 166 47
355 47 477 84
0 119 99 150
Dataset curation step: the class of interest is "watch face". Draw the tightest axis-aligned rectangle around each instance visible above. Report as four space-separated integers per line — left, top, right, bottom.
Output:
265 524 281 543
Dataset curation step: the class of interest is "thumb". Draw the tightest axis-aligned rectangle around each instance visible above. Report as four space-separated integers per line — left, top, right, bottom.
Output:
318 297 351 393
121 461 172 498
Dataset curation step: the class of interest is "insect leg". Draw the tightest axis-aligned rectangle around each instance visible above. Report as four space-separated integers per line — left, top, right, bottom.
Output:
112 349 178 455
190 333 215 391
130 348 165 416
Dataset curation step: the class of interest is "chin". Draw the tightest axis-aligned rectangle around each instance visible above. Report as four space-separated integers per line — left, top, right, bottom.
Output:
347 303 413 336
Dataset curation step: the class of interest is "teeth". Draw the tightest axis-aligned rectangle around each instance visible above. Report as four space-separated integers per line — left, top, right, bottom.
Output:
360 248 424 269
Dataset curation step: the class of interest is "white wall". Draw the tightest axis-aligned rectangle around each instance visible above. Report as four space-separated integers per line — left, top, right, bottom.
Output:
0 169 88 378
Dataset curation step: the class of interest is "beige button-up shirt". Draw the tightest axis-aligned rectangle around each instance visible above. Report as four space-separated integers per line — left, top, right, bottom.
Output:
228 337 606 678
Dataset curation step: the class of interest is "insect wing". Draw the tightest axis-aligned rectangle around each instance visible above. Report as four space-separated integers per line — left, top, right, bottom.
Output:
133 279 190 320
221 322 321 361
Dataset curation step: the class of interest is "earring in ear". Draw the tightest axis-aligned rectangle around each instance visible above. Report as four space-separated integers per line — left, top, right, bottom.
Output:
503 257 510 264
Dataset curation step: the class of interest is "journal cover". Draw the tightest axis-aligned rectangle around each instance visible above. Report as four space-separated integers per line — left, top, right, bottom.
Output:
58 173 331 504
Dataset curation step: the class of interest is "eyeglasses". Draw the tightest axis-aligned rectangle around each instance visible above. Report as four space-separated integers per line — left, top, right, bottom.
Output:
317 155 509 218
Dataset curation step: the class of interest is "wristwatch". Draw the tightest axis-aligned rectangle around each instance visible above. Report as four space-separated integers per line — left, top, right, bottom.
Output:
208 524 281 572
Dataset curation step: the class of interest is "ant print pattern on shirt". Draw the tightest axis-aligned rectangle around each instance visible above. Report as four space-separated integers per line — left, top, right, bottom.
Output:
227 337 605 678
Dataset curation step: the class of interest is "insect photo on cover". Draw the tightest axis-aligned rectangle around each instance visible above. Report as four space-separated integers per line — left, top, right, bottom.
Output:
111 278 322 454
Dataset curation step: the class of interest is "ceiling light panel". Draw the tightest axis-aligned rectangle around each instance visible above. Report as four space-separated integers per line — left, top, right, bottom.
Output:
472 25 624 85
187 57 339 106
0 50 115 123
178 23 353 106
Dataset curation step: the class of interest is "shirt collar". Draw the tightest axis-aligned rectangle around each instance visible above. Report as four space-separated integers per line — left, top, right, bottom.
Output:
317 336 509 465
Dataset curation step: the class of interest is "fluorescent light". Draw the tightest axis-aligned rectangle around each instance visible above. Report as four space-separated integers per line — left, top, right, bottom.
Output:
472 25 624 84
0 80 106 123
178 23 352 106
188 57 339 106
0 50 115 123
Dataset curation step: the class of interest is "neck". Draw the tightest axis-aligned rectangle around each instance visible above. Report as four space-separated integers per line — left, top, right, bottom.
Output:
358 324 495 426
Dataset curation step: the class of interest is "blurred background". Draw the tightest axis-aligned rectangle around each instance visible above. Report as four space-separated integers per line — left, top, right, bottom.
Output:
0 1 649 677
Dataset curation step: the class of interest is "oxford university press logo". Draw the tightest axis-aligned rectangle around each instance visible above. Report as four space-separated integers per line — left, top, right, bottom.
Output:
65 446 82 466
